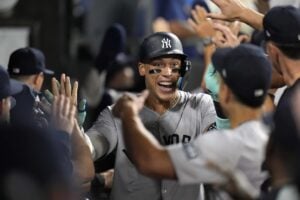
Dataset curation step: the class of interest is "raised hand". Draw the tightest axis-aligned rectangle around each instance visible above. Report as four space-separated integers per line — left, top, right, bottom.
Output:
213 22 249 48
52 73 78 106
52 95 76 135
207 0 264 30
188 5 215 38
207 0 247 21
112 90 149 118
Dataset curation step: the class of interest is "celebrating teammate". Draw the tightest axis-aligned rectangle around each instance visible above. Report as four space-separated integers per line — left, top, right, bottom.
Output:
113 44 272 198
86 32 216 200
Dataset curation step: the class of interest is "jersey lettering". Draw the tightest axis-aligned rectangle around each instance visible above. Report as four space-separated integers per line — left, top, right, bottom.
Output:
163 134 191 145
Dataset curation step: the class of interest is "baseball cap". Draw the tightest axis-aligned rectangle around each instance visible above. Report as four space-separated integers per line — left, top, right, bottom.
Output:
0 65 22 100
139 32 187 63
263 6 300 46
8 47 54 76
212 44 272 107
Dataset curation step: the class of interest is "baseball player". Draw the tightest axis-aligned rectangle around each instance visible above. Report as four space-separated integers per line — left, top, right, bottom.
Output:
113 44 272 198
86 32 216 200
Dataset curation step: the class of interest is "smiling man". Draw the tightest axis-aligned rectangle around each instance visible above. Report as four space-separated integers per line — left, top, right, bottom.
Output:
86 32 216 200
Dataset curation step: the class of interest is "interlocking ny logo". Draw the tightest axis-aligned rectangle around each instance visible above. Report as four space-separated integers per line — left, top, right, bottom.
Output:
161 38 172 48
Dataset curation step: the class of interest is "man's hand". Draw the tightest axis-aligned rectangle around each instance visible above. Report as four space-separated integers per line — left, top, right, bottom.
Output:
52 95 76 134
213 22 249 48
51 74 86 127
207 0 247 21
207 0 264 30
112 90 149 118
188 5 215 38
52 73 78 106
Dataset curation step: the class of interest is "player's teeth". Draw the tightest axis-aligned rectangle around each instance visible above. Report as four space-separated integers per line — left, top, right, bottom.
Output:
159 82 172 86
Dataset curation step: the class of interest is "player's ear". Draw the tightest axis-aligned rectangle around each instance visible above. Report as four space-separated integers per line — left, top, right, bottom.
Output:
138 62 146 76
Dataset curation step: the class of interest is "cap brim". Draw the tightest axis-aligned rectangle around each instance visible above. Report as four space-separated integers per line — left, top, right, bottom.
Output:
9 79 23 96
43 68 54 75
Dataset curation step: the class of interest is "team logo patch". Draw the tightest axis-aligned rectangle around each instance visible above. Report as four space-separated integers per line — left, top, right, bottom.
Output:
182 143 198 160
161 38 172 49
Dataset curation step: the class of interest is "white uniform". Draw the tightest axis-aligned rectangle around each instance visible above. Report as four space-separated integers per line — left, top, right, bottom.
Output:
167 120 269 195
87 91 216 200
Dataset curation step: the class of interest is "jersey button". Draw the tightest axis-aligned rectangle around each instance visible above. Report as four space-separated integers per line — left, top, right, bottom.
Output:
162 189 167 194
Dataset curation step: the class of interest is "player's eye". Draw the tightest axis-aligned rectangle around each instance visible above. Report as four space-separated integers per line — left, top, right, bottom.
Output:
149 68 162 74
171 68 180 73
152 62 163 67
171 62 180 68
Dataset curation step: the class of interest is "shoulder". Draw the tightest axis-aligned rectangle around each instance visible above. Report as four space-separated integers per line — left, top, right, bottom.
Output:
179 90 213 106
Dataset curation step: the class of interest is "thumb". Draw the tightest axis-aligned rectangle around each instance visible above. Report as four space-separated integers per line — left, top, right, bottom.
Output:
139 90 149 101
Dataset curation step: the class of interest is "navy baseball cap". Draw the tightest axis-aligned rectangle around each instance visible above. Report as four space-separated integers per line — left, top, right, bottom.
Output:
0 65 22 100
263 6 300 46
8 47 54 76
212 44 272 107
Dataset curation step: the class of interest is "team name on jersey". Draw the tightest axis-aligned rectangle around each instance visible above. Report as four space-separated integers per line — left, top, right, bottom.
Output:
163 134 191 145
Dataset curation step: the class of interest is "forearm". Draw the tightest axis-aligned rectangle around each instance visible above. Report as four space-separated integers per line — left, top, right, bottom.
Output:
169 21 196 38
239 7 264 30
201 44 216 89
71 122 95 190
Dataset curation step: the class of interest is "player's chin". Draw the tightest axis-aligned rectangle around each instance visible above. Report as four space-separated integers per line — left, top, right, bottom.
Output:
157 88 177 101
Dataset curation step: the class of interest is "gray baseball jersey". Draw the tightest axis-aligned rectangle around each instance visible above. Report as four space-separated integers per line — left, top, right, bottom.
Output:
167 120 269 195
87 90 216 200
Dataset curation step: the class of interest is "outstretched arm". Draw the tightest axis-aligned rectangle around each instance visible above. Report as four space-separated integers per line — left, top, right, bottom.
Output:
52 74 95 191
208 0 264 30
113 91 177 179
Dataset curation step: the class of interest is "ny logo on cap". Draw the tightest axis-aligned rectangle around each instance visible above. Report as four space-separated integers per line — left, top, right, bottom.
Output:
161 38 172 49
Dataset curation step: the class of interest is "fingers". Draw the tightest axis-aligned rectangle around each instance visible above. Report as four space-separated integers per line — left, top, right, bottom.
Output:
187 18 197 31
51 74 79 106
65 76 72 97
206 12 227 21
52 77 59 96
229 21 241 36
72 81 78 106
213 23 233 37
60 74 66 95
52 96 58 119
138 90 149 102
195 5 207 21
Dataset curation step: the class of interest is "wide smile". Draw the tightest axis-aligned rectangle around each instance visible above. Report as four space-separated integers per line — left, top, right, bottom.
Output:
157 81 176 93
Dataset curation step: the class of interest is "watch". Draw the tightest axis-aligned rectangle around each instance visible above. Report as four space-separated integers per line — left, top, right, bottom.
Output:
202 37 213 47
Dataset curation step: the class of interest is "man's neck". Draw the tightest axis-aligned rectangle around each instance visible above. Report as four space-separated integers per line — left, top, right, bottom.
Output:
280 56 300 86
228 104 263 128
145 92 179 115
